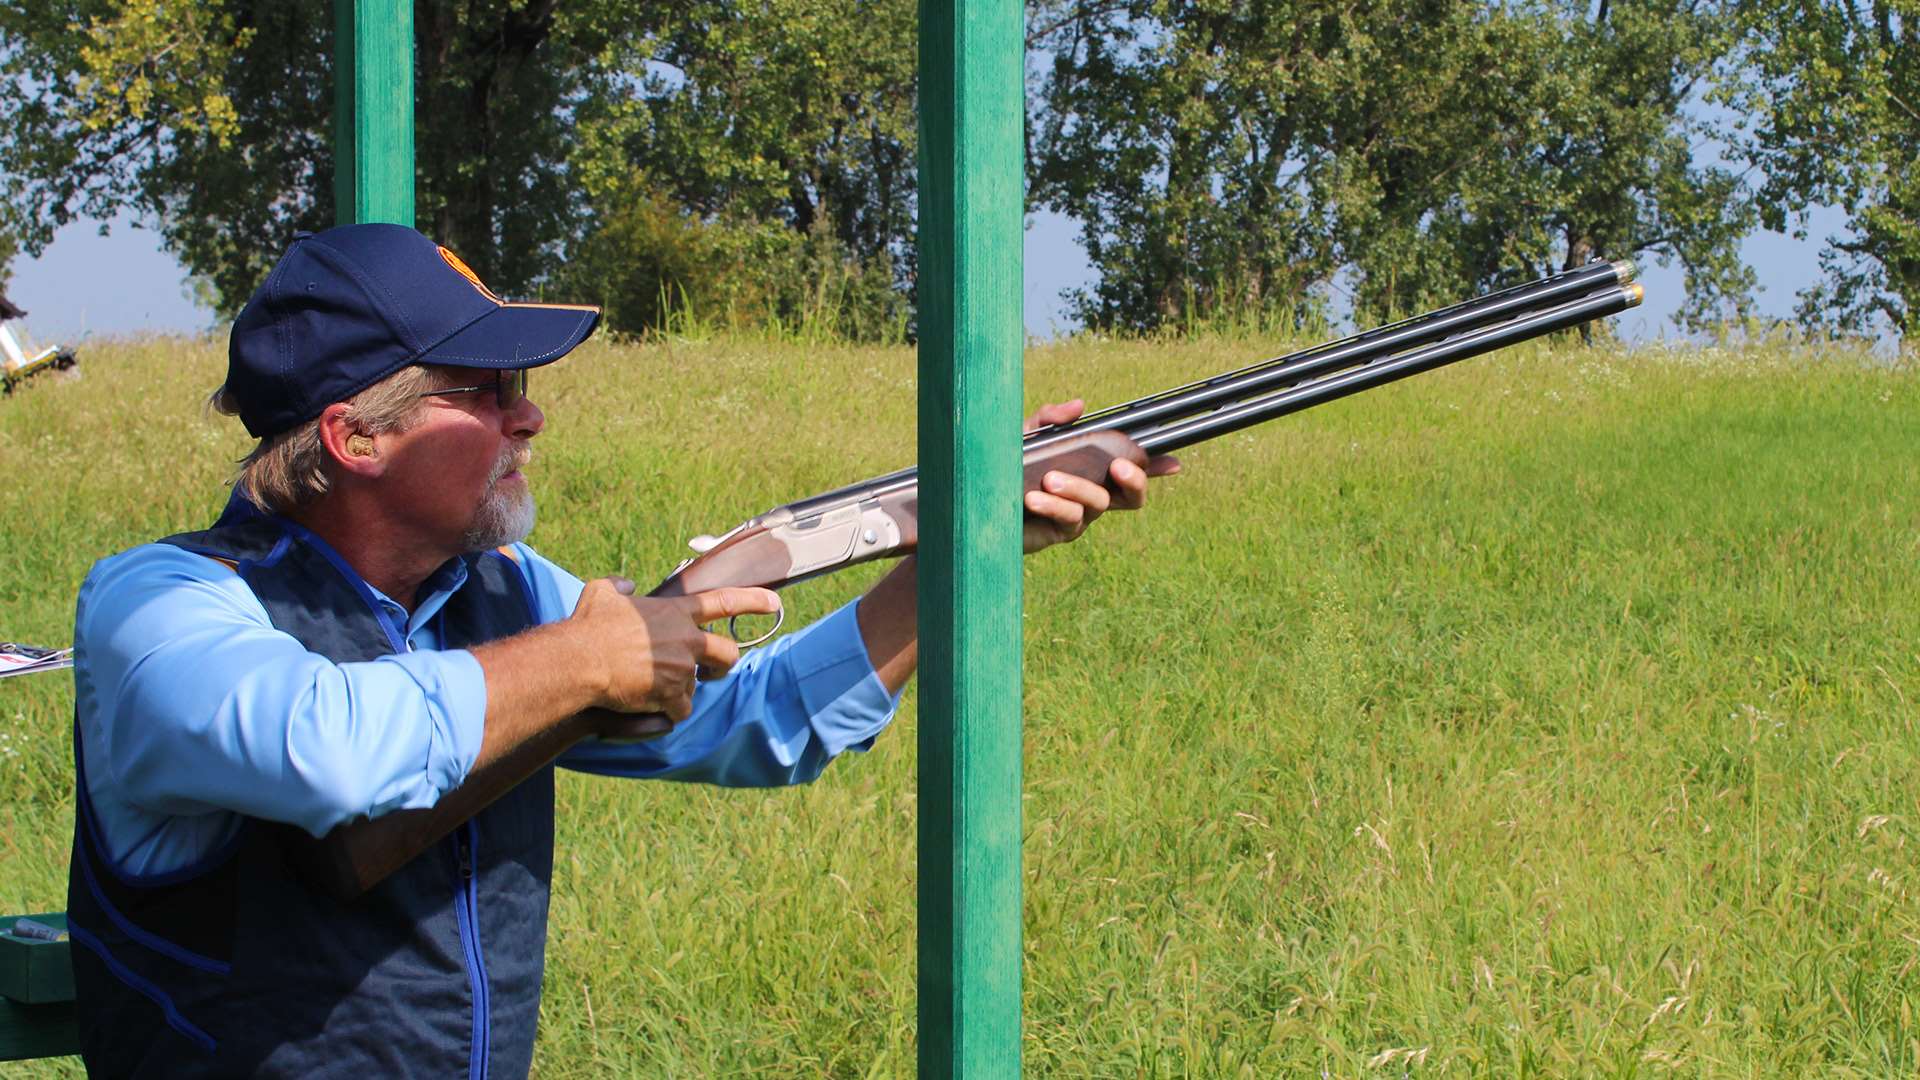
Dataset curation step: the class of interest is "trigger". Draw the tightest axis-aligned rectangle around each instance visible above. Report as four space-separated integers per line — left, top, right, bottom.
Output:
688 534 721 554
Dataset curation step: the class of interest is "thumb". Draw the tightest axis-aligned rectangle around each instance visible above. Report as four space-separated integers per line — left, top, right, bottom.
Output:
1026 398 1086 433
606 576 636 596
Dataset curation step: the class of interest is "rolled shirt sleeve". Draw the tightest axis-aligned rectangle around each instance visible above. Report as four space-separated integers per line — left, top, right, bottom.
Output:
510 545 904 786
77 538 903 877
558 599 903 785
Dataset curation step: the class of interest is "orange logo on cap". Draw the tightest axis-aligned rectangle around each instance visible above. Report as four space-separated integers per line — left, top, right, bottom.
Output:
438 246 502 303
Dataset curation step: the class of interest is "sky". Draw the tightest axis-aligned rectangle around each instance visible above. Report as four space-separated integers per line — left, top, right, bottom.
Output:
3 202 1853 349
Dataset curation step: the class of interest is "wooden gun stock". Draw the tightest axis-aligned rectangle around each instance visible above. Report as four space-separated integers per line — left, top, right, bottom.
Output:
304 707 668 902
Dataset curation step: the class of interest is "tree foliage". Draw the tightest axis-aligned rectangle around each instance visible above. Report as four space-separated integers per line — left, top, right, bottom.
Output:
1340 0 1755 326
1027 0 1340 333
0 0 605 315
0 0 1904 342
0 0 915 335
610 0 916 274
1029 0 1755 333
1732 0 1919 340
554 0 917 336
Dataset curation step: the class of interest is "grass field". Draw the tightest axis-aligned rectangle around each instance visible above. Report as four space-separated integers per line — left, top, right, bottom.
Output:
1 332 1915 1076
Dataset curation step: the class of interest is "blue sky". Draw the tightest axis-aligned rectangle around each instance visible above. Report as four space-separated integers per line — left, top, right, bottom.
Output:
4 203 1850 348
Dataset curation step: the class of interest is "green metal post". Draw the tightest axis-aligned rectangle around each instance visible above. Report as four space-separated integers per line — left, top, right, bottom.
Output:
916 0 1026 1075
333 0 414 226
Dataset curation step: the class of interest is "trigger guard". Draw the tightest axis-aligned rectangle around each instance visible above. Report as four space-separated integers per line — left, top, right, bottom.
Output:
728 605 786 649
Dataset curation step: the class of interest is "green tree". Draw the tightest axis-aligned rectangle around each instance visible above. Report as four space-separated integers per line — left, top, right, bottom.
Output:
0 208 18 291
574 0 920 304
0 0 607 314
1328 0 1755 327
0 0 916 337
1029 0 1756 333
1732 0 1918 341
554 170 909 341
1028 0 1344 334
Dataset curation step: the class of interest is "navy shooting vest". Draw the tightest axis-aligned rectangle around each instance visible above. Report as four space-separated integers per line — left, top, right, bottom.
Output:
67 514 554 1078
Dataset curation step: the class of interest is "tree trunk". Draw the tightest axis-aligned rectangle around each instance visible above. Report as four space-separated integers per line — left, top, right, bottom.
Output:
1566 229 1596 344
414 1 559 288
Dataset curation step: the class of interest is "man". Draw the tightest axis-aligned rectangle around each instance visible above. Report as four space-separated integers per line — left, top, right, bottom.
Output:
67 223 1170 1076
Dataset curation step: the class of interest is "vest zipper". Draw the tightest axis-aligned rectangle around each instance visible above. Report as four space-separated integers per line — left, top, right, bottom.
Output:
453 822 491 1080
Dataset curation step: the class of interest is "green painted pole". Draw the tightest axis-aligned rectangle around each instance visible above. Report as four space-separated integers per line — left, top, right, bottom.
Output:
333 0 414 226
916 0 1026 1074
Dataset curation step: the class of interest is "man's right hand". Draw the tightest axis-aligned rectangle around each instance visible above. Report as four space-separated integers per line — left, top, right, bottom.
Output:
569 577 782 721
320 580 779 900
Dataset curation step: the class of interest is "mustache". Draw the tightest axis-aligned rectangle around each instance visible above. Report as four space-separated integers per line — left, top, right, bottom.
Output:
490 442 533 483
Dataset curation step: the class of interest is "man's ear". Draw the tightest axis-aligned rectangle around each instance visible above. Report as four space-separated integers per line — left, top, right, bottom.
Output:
316 403 386 478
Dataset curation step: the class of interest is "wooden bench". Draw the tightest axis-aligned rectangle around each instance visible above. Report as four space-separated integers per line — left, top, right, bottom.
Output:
1 913 80 1061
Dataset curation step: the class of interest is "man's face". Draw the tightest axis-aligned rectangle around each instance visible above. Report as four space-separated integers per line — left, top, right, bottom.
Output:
463 437 538 551
378 366 545 555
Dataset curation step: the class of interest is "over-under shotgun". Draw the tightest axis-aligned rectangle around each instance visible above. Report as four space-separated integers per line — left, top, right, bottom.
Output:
310 263 1644 899
651 261 1641 597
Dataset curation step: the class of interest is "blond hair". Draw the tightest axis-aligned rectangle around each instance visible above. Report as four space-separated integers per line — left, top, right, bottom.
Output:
209 364 439 513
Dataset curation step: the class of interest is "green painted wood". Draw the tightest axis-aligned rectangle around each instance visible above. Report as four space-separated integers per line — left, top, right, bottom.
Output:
0 913 77 1061
0 1000 78 1062
915 0 1026 1075
333 0 415 226
0 913 73 1007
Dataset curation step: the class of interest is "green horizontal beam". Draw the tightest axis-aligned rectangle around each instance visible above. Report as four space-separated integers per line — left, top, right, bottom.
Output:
0 912 77 1062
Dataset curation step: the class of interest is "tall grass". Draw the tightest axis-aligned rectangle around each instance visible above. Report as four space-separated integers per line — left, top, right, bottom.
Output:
0 333 1914 1076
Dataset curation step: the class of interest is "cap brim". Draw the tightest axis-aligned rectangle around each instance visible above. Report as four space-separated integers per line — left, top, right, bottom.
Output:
418 301 601 370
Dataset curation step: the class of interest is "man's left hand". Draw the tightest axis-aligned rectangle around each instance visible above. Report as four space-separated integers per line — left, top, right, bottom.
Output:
1022 398 1181 554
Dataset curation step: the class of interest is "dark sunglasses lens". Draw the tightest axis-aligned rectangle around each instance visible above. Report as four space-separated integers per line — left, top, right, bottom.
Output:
498 369 526 409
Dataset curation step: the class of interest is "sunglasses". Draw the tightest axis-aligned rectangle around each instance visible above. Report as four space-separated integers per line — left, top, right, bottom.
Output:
420 368 528 410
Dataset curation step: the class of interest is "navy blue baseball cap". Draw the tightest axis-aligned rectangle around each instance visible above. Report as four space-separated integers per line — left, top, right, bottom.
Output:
224 223 600 438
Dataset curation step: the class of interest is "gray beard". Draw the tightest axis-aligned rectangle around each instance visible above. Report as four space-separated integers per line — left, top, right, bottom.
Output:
463 444 536 550
463 484 535 551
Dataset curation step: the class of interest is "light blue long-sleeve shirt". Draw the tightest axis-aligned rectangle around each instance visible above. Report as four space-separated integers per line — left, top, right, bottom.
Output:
74 536 902 878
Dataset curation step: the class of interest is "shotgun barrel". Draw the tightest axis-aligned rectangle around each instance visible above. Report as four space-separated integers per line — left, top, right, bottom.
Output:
1066 258 1635 433
779 261 1640 521
1134 282 1644 454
